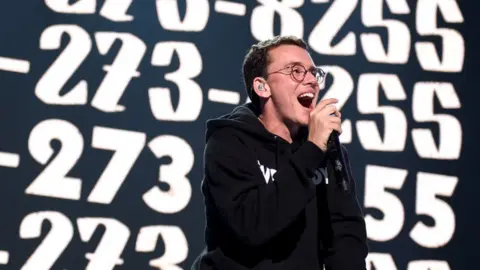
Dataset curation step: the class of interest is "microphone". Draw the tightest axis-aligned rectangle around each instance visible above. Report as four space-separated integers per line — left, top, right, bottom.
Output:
327 131 349 192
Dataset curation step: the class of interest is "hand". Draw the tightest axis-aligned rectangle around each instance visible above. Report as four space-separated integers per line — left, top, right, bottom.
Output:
307 98 342 152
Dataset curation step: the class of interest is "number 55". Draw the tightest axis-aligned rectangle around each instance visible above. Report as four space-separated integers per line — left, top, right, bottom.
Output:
364 165 458 248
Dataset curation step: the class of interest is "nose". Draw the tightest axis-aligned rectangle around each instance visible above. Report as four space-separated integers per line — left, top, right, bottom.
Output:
302 70 318 87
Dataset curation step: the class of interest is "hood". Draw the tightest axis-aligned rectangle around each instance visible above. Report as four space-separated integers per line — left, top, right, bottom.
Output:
205 102 309 145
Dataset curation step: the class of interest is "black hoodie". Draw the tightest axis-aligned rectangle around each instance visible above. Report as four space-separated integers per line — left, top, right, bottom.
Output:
192 103 368 270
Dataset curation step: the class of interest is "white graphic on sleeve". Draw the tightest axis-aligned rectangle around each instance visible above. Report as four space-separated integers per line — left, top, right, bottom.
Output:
257 160 277 183
313 167 329 185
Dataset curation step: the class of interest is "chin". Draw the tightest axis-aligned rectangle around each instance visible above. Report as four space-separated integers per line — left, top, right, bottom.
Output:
295 114 310 126
288 103 312 127
299 119 309 126
297 107 311 125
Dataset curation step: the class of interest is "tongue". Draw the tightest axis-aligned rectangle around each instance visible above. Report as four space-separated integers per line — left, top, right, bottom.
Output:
298 96 312 108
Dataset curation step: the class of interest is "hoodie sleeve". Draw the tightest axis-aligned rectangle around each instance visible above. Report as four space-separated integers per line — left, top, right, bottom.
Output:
324 145 369 270
203 128 326 247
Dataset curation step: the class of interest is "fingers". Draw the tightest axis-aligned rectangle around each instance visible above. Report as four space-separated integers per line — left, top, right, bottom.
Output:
320 103 339 116
329 119 342 134
329 114 342 134
310 97 343 134
330 109 340 118
330 115 342 124
332 124 342 134
313 98 341 115
315 98 338 111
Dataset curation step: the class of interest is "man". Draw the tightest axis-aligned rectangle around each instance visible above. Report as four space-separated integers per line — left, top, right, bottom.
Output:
192 36 368 270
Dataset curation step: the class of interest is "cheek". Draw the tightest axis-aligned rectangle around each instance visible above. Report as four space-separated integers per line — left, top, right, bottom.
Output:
270 81 299 108
282 83 299 104
271 83 291 101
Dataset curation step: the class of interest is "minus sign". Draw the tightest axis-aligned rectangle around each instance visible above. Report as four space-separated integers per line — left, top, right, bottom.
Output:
208 88 240 105
214 0 247 16
0 152 20 168
0 56 30 74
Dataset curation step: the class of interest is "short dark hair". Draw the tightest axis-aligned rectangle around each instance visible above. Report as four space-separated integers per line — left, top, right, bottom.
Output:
242 35 308 111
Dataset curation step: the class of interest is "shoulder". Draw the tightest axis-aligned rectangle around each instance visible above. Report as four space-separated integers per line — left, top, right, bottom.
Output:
203 128 261 176
205 127 252 155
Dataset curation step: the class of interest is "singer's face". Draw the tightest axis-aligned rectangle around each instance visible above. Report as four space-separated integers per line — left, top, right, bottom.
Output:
265 45 320 127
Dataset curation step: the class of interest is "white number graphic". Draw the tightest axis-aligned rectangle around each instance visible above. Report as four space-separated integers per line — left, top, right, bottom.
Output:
408 260 451 270
45 0 95 13
250 0 304 40
136 225 188 270
415 0 465 72
27 120 147 202
366 253 398 270
318 65 354 143
35 25 91 105
148 42 203 122
156 0 209 32
88 127 146 204
19 211 74 270
412 82 462 160
367 256 451 270
356 74 407 151
410 172 458 248
308 0 357 55
77 218 131 270
26 119 83 200
360 0 411 64
44 0 133 21
143 135 193 214
364 166 458 247
100 0 134 22
364 165 407 242
91 32 147 112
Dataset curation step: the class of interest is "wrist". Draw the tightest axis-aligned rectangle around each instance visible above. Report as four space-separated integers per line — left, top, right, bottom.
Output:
308 139 327 153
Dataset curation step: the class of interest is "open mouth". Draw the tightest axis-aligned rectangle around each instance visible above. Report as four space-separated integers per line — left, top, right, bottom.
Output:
297 92 314 109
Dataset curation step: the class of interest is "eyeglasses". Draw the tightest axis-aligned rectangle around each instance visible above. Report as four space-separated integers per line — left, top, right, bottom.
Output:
266 63 326 85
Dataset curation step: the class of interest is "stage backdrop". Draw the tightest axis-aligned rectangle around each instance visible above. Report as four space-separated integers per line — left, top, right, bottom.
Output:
0 0 477 269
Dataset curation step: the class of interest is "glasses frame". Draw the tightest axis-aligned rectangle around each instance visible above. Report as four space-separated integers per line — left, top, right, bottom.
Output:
266 63 326 85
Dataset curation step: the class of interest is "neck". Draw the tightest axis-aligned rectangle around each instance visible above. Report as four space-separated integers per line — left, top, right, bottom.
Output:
258 112 299 144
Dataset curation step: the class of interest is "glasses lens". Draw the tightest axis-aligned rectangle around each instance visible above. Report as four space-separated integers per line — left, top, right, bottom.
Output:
291 64 306 82
316 68 325 84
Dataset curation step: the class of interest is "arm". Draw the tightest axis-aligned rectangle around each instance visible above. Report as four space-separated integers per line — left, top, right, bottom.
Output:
324 145 369 270
203 129 326 247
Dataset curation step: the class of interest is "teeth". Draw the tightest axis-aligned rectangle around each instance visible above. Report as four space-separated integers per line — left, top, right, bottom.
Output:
299 93 314 99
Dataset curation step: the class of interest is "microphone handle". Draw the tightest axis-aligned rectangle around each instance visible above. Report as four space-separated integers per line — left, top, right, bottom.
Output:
328 131 349 192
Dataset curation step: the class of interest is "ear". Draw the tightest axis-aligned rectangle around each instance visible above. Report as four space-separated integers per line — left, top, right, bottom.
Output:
252 77 271 98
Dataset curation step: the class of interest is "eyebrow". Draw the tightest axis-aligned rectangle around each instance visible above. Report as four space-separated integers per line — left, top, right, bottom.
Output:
285 61 314 69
